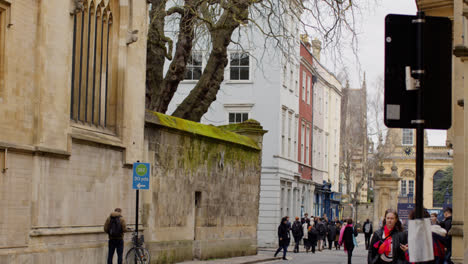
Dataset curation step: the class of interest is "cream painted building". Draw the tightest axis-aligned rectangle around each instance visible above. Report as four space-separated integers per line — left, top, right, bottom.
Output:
381 129 453 209
310 42 342 193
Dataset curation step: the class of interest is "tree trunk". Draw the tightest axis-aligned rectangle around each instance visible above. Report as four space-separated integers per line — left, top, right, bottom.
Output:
172 2 249 121
146 0 197 113
146 0 168 109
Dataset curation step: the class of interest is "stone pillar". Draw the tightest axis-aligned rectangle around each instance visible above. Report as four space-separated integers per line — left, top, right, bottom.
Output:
372 162 401 228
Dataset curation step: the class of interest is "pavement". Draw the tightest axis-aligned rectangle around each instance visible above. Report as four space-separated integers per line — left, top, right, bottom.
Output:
177 235 368 264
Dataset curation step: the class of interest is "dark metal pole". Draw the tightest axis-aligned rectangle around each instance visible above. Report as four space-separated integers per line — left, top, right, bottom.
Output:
414 11 425 220
135 189 139 236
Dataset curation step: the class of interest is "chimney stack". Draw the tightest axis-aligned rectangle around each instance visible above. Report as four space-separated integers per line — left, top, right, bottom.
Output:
312 38 322 61
300 34 312 50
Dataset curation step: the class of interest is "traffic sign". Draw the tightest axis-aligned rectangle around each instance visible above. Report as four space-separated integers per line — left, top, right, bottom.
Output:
133 163 150 190
384 14 452 129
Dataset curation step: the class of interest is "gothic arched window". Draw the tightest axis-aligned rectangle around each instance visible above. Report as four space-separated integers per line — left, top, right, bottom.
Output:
71 0 114 128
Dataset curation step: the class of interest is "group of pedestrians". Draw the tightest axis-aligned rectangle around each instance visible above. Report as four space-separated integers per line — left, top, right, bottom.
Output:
274 207 454 264
274 214 353 260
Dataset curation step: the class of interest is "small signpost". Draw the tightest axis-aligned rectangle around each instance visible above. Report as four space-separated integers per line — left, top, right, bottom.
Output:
385 11 452 263
132 162 150 239
133 163 150 190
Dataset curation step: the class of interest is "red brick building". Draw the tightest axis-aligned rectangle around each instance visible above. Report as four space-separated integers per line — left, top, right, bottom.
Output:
298 40 314 180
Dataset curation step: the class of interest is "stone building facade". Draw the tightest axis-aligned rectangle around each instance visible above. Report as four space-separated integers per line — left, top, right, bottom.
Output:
0 1 147 262
381 129 453 209
0 1 265 263
340 79 369 203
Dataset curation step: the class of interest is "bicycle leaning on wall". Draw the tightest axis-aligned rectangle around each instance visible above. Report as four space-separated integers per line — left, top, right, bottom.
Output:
125 230 150 264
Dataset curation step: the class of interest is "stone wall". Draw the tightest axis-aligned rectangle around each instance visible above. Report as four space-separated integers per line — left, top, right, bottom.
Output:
143 112 265 263
0 141 137 264
342 203 374 230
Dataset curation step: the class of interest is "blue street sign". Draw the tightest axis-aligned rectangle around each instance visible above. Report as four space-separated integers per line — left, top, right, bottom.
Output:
133 163 150 190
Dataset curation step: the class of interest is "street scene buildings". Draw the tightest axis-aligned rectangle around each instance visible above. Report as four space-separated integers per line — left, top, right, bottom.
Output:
1 0 466 263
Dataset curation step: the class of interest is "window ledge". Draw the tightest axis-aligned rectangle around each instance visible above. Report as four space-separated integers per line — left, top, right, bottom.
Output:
29 225 143 237
180 80 199 84
70 123 124 149
225 80 253 84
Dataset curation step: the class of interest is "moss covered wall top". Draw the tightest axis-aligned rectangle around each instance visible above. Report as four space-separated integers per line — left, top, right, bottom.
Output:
143 113 264 245
146 111 260 150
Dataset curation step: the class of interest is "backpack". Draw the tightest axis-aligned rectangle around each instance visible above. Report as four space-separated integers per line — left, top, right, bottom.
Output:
364 223 371 233
109 216 123 237
318 223 326 236
292 221 302 236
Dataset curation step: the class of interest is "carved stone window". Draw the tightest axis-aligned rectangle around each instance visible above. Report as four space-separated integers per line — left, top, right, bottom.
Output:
70 0 114 129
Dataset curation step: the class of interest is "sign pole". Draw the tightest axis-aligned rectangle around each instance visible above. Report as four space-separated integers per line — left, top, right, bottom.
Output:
135 189 139 236
414 11 425 220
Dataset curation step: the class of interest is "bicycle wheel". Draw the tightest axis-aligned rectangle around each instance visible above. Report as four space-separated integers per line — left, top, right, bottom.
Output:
125 247 150 264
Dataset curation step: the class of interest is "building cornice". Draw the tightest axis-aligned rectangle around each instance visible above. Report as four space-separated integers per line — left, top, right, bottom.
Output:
417 0 453 11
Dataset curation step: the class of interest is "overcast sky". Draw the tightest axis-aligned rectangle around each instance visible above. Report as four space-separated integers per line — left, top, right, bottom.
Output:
320 0 446 146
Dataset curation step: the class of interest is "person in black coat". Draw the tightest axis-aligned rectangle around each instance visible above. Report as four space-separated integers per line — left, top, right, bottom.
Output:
341 219 358 264
327 222 337 250
441 207 453 264
274 217 291 260
291 217 304 253
368 209 408 264
308 225 318 253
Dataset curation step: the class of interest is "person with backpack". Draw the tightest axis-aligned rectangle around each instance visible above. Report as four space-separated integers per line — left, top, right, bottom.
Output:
291 217 304 253
363 219 373 250
104 208 128 264
308 225 318 253
316 218 326 251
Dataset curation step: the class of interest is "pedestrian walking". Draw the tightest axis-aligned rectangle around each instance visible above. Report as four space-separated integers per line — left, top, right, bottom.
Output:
274 217 291 260
303 219 311 252
339 218 358 264
291 217 303 253
323 218 328 248
335 221 342 250
363 218 373 250
441 207 453 264
316 218 326 251
327 221 337 250
368 209 408 264
308 225 318 254
104 208 128 264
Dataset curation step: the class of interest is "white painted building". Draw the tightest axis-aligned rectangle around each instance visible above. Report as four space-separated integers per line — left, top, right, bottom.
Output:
163 4 340 247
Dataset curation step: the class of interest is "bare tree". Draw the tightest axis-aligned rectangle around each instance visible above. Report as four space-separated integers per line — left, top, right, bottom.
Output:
146 0 368 121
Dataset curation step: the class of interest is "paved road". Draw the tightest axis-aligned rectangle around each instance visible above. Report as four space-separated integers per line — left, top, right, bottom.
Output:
260 235 368 264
